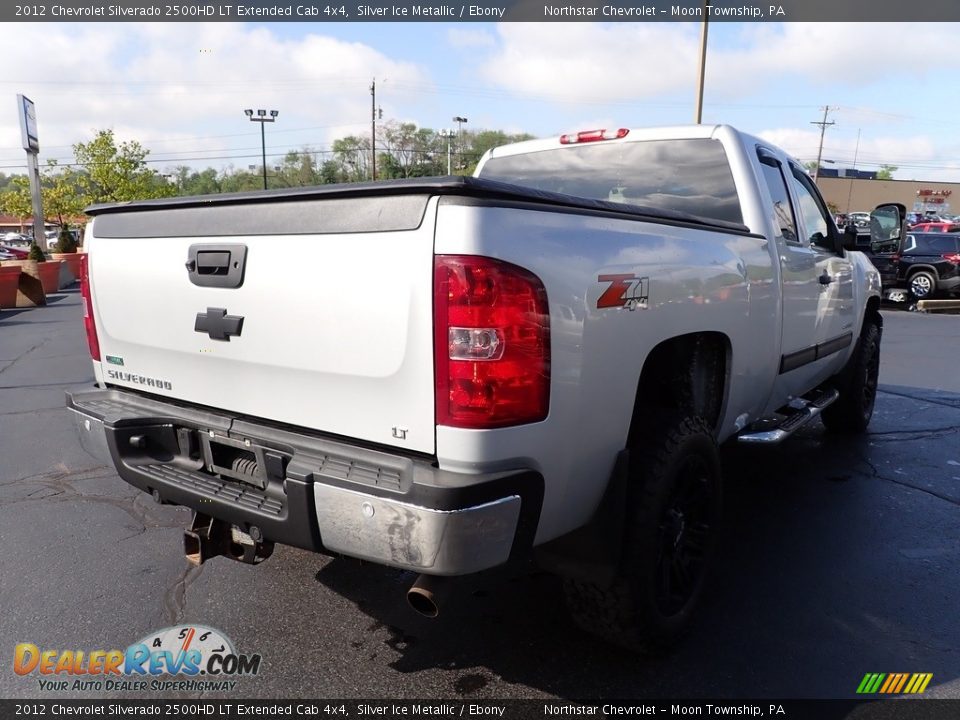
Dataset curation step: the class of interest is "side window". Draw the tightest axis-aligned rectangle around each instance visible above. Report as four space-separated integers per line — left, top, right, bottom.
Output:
789 166 833 250
758 161 798 242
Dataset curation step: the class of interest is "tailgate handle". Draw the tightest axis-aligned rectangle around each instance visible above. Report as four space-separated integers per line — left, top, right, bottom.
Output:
186 244 247 288
197 251 231 275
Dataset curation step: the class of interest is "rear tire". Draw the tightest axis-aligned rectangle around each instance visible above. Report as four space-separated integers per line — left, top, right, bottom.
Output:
564 416 722 653
908 270 936 300
821 322 881 434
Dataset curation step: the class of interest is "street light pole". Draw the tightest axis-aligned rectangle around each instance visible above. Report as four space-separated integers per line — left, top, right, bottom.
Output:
439 129 454 175
452 116 467 171
245 108 278 190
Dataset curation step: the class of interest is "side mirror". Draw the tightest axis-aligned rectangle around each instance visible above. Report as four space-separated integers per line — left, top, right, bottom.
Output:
870 203 906 246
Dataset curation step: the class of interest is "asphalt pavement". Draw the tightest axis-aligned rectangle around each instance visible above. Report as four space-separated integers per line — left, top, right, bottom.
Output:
1 291 958 701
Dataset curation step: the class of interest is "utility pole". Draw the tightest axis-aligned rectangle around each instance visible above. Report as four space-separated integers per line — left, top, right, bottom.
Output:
846 128 861 213
811 106 835 183
370 79 377 181
694 1 709 123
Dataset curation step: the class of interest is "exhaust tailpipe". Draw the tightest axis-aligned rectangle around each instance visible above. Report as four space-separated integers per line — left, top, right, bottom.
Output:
184 512 274 566
406 574 453 618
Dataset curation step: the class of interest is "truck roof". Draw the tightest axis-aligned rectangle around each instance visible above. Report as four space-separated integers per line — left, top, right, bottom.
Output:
477 124 729 165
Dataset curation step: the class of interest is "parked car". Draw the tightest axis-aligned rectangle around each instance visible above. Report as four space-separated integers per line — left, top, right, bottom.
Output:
2 232 30 247
0 244 30 260
886 232 960 300
848 211 871 229
908 222 960 233
906 212 943 227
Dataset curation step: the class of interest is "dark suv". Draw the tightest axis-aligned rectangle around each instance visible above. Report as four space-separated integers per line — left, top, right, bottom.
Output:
890 232 960 299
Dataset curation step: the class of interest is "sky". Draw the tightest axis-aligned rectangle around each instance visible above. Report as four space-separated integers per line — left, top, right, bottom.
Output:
2 21 960 181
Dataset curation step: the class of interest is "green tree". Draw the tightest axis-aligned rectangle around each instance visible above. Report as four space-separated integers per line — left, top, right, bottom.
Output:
0 172 19 194
319 160 341 185
1 164 85 243
259 149 326 188
876 165 897 180
72 129 175 204
332 136 370 182
379 122 442 178
460 130 536 175
219 165 265 193
0 175 33 230
42 160 85 228
176 167 224 196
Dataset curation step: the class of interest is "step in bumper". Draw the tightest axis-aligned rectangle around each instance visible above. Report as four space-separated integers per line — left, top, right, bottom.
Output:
67 387 542 576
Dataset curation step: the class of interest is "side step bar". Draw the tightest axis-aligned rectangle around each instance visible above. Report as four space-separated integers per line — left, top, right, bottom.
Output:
738 388 839 445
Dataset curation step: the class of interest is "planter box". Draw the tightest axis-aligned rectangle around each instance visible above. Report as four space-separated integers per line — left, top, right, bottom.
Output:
51 252 82 285
2 259 46 307
0 266 20 308
37 260 63 294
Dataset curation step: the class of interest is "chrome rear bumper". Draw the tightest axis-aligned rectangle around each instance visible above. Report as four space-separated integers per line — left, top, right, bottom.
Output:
67 387 538 576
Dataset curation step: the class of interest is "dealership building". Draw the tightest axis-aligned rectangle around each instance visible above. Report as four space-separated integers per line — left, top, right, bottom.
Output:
818 174 960 217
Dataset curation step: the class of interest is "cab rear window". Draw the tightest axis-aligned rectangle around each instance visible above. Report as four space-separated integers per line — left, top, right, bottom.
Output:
478 138 743 225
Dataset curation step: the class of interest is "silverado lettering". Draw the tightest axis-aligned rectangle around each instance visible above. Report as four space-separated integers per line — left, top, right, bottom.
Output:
105 370 172 390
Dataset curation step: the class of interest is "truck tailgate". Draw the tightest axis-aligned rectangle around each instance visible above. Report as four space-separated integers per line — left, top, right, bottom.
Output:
87 193 437 455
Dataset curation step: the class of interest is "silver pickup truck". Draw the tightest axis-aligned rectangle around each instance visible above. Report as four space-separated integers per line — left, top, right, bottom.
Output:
68 124 893 651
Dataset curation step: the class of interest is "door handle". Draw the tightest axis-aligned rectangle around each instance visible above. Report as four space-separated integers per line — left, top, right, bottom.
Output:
195 251 231 276
186 244 247 289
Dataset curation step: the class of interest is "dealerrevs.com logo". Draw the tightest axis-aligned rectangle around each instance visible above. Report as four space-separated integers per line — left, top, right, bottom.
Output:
14 625 261 693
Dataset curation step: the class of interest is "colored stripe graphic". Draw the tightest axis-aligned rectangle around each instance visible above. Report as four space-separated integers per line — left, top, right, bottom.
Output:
893 674 909 693
910 673 933 695
857 673 933 694
868 674 886 693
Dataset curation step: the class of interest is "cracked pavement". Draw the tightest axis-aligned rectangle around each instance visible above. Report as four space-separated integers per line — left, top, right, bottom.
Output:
1 293 958 701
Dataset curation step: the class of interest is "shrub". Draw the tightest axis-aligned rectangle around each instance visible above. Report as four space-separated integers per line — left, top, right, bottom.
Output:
55 225 79 253
28 243 46 262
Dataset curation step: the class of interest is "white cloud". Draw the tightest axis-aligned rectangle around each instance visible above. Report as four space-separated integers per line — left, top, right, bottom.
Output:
478 23 701 102
446 28 496 49
473 22 960 104
758 127 938 170
0 23 429 173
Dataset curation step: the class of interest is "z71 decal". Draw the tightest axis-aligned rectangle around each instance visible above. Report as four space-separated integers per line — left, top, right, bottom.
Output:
597 274 649 311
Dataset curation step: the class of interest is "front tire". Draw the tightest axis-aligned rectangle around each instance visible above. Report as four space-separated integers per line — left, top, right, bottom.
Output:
564 416 722 652
821 322 881 434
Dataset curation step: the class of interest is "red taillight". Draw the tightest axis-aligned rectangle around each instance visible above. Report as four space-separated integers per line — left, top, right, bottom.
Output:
434 256 550 429
79 254 100 361
559 128 629 144
942 253 960 264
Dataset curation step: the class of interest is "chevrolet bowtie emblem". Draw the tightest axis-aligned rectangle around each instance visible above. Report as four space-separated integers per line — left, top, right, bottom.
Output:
194 307 244 341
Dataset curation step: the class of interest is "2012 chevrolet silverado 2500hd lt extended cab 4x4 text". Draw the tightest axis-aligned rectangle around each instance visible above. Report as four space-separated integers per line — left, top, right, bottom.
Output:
68 125 894 651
